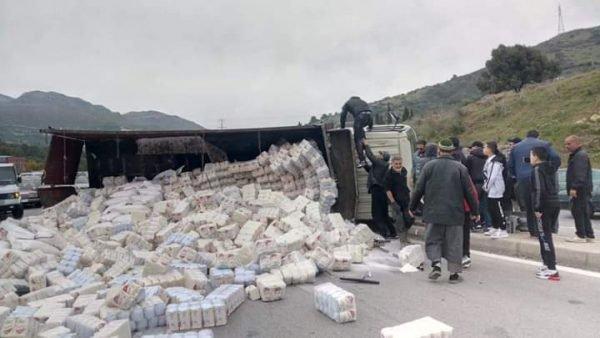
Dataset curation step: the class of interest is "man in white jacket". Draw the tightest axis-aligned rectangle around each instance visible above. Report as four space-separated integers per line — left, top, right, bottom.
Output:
483 142 508 239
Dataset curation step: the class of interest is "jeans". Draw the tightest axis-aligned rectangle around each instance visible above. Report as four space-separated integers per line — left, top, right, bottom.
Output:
516 178 538 236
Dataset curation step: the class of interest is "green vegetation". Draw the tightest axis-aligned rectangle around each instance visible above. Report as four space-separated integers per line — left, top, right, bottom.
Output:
0 140 47 170
415 70 600 166
310 25 600 126
477 45 560 93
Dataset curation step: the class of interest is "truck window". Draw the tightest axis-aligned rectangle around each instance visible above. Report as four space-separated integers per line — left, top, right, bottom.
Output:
0 167 17 185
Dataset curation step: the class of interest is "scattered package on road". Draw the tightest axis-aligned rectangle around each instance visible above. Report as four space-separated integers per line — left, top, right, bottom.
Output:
0 139 375 337
380 316 453 338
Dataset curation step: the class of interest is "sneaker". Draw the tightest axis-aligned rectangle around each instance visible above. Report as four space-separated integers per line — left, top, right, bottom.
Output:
484 228 498 236
491 230 509 239
536 270 560 281
566 237 587 243
428 265 442 280
586 238 595 243
535 265 548 275
449 273 463 284
462 256 471 269
356 161 367 168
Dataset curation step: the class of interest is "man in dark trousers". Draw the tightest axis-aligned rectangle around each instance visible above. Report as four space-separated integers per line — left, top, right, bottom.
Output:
410 139 479 283
364 140 394 238
384 155 413 245
565 135 595 243
465 141 489 231
340 96 374 167
508 130 561 236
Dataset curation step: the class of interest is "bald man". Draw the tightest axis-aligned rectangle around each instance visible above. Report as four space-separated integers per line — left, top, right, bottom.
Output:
565 135 595 243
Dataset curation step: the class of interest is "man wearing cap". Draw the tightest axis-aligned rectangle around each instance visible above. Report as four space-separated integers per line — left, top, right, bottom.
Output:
410 139 479 283
340 96 374 167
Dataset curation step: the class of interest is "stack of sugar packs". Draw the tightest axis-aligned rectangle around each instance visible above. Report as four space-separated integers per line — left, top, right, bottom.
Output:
313 283 357 323
0 138 378 336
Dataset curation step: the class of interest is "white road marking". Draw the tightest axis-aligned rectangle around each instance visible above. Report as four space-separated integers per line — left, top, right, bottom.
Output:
472 250 600 279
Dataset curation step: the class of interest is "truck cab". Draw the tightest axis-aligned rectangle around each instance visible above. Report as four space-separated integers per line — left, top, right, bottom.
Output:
0 163 24 219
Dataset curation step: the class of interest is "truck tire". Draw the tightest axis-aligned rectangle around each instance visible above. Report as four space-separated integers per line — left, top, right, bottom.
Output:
11 205 24 219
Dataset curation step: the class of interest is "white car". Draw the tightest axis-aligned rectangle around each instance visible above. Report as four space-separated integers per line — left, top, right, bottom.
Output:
0 163 24 219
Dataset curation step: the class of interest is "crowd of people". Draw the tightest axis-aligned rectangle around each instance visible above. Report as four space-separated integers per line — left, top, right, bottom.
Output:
339 96 596 284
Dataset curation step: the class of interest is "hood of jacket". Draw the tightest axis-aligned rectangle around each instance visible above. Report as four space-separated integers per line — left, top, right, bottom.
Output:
535 161 555 176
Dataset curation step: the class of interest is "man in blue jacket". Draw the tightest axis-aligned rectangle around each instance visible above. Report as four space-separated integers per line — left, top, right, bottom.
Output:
508 130 561 236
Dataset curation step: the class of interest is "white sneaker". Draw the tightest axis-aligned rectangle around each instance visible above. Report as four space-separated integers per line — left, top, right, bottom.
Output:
566 237 587 243
462 256 472 269
484 228 498 236
491 230 509 239
535 265 548 275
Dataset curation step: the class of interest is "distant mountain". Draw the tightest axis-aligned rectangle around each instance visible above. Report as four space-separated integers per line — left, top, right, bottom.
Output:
0 91 203 145
316 25 600 125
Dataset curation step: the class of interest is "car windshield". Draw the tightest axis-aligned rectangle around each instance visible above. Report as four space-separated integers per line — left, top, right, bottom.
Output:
20 173 42 190
0 167 17 185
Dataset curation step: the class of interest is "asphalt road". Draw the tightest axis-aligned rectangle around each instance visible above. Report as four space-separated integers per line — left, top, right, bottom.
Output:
209 244 600 338
18 207 600 337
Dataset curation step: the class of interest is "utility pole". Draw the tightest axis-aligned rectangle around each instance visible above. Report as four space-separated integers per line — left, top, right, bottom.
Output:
558 4 565 35
218 118 225 130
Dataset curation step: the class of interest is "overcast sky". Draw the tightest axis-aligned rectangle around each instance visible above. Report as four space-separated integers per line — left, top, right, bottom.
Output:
1 1 599 129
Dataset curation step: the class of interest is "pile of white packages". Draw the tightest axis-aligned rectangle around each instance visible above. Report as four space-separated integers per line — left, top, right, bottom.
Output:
0 139 376 337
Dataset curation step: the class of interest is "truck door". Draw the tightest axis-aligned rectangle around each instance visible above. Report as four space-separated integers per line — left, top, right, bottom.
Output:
327 128 358 220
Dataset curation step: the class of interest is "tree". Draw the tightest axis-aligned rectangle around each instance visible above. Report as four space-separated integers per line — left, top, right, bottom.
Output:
402 107 410 121
308 116 320 124
477 44 561 93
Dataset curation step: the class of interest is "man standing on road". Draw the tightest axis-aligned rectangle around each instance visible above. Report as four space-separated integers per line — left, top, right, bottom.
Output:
565 135 595 243
409 139 479 283
340 96 374 168
413 140 428 182
384 155 413 245
509 130 561 236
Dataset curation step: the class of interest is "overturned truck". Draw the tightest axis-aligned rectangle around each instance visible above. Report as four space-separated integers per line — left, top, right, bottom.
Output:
40 124 416 221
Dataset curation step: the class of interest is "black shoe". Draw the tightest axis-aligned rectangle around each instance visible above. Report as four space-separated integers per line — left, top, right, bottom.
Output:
449 273 463 284
428 266 442 280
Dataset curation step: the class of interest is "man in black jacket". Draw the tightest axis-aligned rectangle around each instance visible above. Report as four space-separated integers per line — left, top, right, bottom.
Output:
465 141 489 231
384 155 413 245
530 147 561 281
410 139 479 283
340 96 374 167
565 135 595 243
364 141 394 238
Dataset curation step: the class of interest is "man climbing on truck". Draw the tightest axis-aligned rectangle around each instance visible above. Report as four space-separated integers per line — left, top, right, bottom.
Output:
340 96 374 168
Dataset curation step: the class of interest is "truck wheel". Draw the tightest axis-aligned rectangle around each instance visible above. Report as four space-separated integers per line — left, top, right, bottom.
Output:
11 205 24 219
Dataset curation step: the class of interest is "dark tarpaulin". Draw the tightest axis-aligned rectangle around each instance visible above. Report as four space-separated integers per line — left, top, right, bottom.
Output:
42 134 83 185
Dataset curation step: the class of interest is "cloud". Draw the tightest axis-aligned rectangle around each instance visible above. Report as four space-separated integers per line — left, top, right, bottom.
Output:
0 0 599 128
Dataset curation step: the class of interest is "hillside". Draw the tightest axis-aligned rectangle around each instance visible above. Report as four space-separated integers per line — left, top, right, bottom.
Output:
415 69 600 166
0 91 203 146
315 25 600 125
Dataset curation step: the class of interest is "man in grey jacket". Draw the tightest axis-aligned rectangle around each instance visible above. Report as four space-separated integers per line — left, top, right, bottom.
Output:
565 135 595 243
410 139 479 283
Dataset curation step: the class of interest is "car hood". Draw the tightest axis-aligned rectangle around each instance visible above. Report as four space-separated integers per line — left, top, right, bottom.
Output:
0 184 19 194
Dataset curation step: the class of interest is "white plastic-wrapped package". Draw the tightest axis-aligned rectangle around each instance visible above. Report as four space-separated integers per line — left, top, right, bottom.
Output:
380 316 453 338
233 267 256 287
208 268 234 288
306 247 334 271
92 319 131 338
184 270 208 293
349 223 376 247
37 326 74 338
396 245 426 268
245 285 260 301
255 273 286 302
165 287 204 304
205 284 245 316
215 246 254 269
331 251 352 271
0 316 40 338
276 228 310 253
105 281 142 310
65 314 106 338
313 283 357 323
280 260 318 285
258 252 282 272
234 221 264 247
